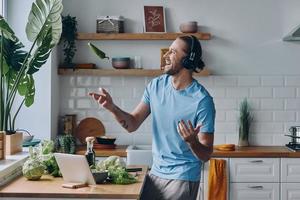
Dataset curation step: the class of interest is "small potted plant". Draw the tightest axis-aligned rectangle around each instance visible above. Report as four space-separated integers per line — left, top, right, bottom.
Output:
0 0 63 157
60 15 78 69
238 98 253 147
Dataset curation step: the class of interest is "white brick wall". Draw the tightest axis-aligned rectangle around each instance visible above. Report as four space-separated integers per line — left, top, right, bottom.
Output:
60 75 300 146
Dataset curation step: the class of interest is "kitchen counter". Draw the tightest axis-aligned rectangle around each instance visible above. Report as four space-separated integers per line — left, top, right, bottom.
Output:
213 145 300 157
0 165 148 199
76 145 128 157
77 145 300 158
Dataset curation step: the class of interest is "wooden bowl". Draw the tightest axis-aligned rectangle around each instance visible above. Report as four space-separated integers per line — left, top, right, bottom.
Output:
179 21 198 33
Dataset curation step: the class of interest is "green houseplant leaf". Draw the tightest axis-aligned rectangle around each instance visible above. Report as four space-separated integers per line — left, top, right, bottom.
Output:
0 0 63 131
27 28 53 75
26 0 63 46
0 16 18 42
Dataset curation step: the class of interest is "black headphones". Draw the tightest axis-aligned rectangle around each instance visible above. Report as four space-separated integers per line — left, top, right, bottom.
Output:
182 35 197 70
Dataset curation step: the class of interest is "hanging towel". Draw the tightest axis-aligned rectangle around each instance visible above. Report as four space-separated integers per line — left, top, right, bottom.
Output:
208 159 227 200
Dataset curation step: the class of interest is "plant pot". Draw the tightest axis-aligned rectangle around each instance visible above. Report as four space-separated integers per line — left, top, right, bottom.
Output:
0 131 5 160
5 132 23 155
238 129 249 147
238 137 249 147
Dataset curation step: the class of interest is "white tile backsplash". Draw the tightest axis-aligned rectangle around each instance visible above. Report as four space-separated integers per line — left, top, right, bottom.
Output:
261 76 284 86
250 87 273 98
285 76 300 86
60 75 300 146
238 76 260 86
273 87 296 98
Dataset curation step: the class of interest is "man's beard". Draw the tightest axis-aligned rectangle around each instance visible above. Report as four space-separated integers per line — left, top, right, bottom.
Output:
164 64 181 75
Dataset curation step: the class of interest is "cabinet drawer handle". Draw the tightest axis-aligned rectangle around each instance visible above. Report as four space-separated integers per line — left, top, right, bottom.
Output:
248 185 264 190
249 160 263 163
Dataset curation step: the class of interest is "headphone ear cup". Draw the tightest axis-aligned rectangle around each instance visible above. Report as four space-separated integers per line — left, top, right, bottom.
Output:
182 57 194 70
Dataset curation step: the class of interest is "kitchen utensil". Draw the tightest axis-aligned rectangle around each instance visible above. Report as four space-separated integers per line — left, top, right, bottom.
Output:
96 136 116 145
75 118 105 145
92 171 108 184
112 57 130 69
288 126 300 143
284 134 300 139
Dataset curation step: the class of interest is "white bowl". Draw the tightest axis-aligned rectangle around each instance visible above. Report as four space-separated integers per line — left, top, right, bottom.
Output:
23 135 34 142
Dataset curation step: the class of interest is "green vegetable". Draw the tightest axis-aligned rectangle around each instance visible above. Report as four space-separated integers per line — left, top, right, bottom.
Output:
88 42 109 60
94 156 136 184
22 147 45 180
108 166 137 184
38 140 62 177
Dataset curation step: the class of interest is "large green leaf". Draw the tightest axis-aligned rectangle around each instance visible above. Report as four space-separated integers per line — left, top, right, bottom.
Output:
0 16 17 42
27 28 52 75
0 37 27 73
26 0 63 46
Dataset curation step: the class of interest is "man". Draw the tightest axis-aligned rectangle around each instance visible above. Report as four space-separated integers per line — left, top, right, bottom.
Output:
89 35 215 200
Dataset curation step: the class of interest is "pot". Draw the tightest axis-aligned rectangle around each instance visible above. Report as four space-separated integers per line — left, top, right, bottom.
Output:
289 126 300 144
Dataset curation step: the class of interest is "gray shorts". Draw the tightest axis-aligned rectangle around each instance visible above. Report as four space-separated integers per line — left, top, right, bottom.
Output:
140 174 200 200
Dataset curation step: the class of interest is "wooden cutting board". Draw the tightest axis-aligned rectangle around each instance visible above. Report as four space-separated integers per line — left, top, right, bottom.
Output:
75 117 105 145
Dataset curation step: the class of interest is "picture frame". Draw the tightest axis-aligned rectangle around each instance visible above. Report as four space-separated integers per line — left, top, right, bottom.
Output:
143 6 166 33
160 48 169 70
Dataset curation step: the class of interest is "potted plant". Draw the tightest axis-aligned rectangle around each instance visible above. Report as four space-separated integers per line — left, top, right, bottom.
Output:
0 0 63 156
238 98 253 147
61 14 77 69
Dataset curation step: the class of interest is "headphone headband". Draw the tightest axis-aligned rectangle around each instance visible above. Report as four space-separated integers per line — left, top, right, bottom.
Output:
188 35 196 62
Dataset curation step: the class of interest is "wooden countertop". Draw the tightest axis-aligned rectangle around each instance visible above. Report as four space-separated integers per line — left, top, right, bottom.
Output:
0 165 148 199
212 146 300 158
76 145 128 157
76 145 300 158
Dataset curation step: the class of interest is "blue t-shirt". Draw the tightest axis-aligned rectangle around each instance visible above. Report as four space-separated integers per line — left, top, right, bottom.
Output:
142 74 215 182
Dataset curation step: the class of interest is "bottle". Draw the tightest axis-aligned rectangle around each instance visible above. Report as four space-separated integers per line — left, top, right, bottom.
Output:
85 137 95 167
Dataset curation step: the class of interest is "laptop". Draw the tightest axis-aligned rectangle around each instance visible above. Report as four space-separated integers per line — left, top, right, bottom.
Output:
54 153 96 185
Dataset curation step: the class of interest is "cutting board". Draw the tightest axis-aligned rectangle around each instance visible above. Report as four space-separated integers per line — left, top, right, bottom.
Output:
75 117 105 144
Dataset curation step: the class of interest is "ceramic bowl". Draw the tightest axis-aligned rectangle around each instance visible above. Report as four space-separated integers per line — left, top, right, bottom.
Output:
96 136 116 145
179 21 198 33
23 135 34 142
112 57 130 69
92 171 108 184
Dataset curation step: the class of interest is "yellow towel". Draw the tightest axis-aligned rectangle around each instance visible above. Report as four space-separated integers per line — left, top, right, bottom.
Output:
208 159 227 200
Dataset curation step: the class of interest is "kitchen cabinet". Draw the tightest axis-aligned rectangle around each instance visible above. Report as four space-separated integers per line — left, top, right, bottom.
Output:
281 183 300 200
281 158 300 200
230 158 280 183
230 183 280 200
229 158 280 200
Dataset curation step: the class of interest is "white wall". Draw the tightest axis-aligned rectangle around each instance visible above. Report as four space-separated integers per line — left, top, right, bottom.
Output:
7 0 300 144
59 0 300 146
62 0 300 75
7 0 55 139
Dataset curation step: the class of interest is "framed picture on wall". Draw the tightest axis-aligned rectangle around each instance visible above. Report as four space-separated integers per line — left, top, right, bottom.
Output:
143 6 166 33
160 48 169 70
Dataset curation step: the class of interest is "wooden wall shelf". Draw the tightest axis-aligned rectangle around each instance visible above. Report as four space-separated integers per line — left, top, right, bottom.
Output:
58 68 210 77
76 32 211 40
